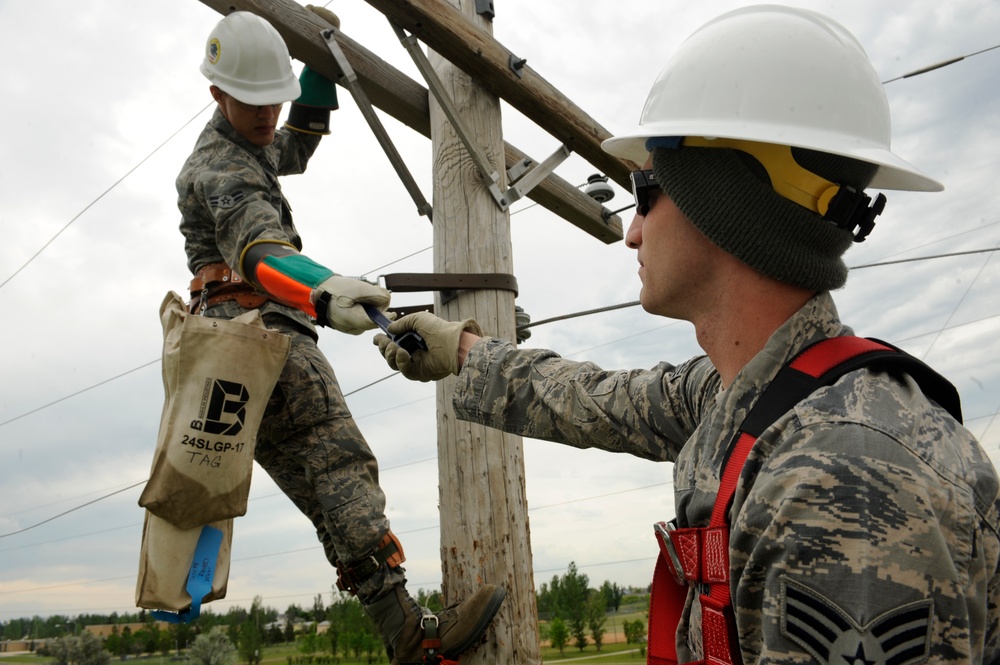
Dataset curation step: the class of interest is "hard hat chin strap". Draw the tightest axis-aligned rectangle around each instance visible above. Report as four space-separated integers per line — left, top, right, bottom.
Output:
647 136 886 242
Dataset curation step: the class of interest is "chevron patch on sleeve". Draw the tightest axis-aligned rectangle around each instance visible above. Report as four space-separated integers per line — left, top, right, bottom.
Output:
781 577 932 664
208 190 246 209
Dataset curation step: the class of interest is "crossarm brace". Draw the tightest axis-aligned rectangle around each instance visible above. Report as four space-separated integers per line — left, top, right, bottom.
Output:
321 28 434 221
390 21 571 211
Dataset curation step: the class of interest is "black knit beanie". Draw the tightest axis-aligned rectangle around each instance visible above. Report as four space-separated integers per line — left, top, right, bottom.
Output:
651 145 878 291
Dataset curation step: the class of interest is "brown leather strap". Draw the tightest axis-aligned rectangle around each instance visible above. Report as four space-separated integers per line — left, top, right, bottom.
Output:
382 272 518 296
189 262 269 313
190 262 242 294
335 531 406 596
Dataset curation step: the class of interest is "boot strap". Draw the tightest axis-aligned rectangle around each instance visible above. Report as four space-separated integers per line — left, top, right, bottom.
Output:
420 614 460 664
336 531 406 595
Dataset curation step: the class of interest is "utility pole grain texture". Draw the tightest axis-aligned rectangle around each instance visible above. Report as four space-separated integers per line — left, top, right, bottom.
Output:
430 1 541 663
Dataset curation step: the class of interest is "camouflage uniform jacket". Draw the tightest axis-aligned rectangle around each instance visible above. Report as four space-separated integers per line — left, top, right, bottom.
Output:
176 107 321 334
453 292 1000 664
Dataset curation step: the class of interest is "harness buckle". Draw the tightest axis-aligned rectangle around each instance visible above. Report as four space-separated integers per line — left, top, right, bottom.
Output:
654 520 687 585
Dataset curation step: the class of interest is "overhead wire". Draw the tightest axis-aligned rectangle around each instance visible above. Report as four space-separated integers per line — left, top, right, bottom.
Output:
920 240 1000 360
882 43 1000 84
0 103 214 291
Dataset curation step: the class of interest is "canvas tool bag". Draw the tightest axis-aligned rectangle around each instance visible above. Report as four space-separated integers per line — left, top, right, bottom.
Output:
135 511 232 613
138 291 290 528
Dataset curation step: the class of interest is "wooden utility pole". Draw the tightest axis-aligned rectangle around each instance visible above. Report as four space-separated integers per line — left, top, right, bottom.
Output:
192 0 632 658
430 2 539 663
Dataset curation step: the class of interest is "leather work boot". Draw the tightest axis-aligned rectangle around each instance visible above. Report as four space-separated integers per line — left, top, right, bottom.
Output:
364 583 506 664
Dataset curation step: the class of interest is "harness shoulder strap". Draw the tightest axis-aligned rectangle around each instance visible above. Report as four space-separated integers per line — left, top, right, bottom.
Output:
647 336 962 665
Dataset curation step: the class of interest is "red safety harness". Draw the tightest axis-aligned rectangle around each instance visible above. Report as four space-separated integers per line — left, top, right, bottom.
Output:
647 336 963 665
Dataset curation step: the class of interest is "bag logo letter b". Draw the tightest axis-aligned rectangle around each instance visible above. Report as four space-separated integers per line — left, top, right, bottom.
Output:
201 378 250 436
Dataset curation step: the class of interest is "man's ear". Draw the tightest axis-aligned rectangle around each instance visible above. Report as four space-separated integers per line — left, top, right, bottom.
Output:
209 85 224 103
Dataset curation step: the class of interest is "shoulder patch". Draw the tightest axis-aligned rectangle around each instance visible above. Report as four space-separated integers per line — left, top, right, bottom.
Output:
208 190 246 209
781 577 931 664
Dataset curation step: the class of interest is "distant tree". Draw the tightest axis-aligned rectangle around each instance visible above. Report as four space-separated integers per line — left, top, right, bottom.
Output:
623 619 646 646
283 619 295 643
159 628 174 657
560 563 590 651
328 591 380 660
285 604 305 622
49 632 110 665
190 627 237 665
312 595 326 623
362 632 381 662
587 591 608 651
171 621 196 653
117 626 134 659
299 628 320 656
237 620 263 665
132 623 159 656
600 581 626 613
548 617 569 656
227 606 250 626
536 575 561 618
104 626 121 657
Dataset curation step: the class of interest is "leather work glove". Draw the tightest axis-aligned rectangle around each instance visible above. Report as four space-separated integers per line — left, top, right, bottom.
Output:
374 312 482 382
312 276 390 335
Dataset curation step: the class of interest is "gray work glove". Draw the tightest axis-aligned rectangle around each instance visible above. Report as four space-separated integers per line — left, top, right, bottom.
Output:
312 275 390 335
374 311 482 382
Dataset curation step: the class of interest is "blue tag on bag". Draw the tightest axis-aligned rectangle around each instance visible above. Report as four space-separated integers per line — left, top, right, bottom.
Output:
151 525 224 623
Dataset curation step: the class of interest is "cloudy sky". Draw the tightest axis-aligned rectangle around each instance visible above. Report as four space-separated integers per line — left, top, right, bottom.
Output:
1 0 999 625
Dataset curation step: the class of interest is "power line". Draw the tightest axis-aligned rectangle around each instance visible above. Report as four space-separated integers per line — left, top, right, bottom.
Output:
882 43 1000 84
0 455 440 544
0 359 160 429
0 481 145 539
849 247 1000 270
920 241 999 360
0 103 213 291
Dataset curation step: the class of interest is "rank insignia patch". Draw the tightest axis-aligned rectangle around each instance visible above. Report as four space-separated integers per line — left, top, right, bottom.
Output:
209 190 245 209
781 577 931 664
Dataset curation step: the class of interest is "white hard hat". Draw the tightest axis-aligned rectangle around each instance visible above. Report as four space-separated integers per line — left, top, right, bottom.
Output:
602 5 943 192
200 11 301 106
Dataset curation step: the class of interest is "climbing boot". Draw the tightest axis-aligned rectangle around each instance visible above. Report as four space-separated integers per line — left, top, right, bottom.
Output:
364 583 506 664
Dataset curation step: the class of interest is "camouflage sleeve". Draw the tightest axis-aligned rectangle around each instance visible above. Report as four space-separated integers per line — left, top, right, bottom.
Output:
728 389 1000 664
270 126 321 176
191 156 291 273
452 337 722 462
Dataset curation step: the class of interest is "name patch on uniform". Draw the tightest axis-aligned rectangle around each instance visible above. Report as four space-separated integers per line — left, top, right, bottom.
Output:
209 190 245 209
781 577 931 664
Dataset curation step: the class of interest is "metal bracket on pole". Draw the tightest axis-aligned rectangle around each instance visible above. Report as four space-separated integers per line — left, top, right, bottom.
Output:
474 0 495 20
389 21 512 210
503 143 571 205
320 28 433 222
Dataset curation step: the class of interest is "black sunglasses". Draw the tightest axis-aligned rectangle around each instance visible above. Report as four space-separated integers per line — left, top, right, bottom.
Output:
630 169 659 216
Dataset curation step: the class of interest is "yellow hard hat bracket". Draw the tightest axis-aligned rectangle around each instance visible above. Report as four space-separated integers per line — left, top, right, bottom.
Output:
680 136 885 242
